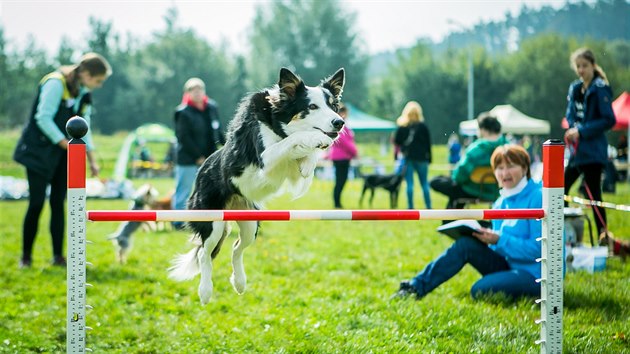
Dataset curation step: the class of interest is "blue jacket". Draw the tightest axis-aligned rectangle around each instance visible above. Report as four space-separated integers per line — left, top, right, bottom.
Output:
565 77 616 166
490 179 542 279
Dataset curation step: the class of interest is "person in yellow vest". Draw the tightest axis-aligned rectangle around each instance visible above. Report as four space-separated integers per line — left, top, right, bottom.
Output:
13 53 112 268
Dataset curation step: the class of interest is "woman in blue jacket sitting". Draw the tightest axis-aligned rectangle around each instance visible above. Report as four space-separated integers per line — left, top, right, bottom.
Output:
564 48 616 236
393 145 542 300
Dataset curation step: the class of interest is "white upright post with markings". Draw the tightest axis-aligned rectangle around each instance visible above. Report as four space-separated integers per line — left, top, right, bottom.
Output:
66 117 89 353
537 140 565 354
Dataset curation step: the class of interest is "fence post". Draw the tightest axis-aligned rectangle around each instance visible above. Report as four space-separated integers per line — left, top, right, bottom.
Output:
538 139 565 354
66 116 89 353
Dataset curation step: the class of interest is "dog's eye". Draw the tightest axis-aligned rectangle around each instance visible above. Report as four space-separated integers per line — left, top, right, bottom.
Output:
309 104 319 110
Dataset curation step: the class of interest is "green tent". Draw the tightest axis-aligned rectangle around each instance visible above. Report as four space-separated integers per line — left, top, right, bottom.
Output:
113 123 176 180
344 103 396 155
345 103 396 133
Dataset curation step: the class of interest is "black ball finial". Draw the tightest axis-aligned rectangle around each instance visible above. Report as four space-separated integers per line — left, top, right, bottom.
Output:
66 116 89 139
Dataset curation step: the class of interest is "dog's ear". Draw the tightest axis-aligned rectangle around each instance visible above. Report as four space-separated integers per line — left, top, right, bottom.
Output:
278 67 304 99
322 68 345 100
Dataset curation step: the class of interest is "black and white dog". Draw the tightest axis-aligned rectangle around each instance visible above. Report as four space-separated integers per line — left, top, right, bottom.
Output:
168 68 345 304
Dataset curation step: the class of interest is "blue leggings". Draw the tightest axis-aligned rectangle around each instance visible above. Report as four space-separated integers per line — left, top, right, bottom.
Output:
404 160 431 209
172 164 199 228
410 237 539 299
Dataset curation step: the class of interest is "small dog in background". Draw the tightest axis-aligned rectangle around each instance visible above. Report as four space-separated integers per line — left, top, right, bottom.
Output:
142 190 174 232
600 231 630 260
359 172 404 209
108 184 159 264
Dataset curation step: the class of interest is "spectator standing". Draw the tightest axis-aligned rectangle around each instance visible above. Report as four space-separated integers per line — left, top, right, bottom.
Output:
171 78 225 230
393 101 432 209
392 145 542 300
13 53 111 268
327 104 358 208
563 48 616 236
431 113 506 209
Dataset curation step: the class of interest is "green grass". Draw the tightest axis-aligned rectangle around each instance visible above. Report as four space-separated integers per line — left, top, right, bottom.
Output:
1 131 629 353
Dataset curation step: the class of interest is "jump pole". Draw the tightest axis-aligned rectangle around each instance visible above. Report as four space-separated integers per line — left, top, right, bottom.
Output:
66 117 91 353
538 139 565 354
65 116 564 353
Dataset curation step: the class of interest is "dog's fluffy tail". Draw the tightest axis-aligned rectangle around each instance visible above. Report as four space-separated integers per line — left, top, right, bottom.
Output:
168 246 201 281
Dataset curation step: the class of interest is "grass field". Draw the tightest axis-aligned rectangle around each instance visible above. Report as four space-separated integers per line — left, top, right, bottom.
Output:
0 130 629 353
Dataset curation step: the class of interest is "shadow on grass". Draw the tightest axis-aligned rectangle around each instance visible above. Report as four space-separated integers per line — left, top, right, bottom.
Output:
564 286 629 320
86 264 162 283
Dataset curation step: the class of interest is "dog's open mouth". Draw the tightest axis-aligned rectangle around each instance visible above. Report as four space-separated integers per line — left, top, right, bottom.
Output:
315 128 339 139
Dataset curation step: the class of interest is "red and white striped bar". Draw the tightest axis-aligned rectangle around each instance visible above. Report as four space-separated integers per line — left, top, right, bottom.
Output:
87 208 544 222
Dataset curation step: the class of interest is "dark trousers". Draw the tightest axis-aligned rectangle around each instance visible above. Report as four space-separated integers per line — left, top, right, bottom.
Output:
410 237 539 299
565 163 607 234
22 155 67 260
430 176 476 209
333 160 350 208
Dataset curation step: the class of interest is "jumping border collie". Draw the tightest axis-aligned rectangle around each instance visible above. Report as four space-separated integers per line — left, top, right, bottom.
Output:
168 67 346 304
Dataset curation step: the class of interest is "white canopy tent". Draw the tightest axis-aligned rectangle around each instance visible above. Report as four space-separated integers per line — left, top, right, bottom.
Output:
459 104 551 136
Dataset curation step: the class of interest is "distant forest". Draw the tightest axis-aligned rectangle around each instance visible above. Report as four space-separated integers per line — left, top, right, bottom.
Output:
1 0 628 143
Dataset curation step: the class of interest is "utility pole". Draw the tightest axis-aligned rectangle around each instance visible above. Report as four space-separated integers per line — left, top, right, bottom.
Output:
448 19 474 120
467 50 474 120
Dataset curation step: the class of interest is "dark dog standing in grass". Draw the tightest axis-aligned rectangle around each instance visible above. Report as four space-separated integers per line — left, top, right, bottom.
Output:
359 171 405 209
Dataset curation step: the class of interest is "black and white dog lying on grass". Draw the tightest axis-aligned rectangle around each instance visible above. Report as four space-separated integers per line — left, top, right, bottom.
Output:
168 67 346 304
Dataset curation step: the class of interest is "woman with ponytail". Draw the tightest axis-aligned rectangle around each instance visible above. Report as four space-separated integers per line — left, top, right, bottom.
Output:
564 47 616 237
14 52 111 268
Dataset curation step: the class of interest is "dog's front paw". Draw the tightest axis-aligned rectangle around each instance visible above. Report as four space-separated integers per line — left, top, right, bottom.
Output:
315 134 334 150
230 271 247 294
300 132 333 150
298 157 317 178
198 281 214 305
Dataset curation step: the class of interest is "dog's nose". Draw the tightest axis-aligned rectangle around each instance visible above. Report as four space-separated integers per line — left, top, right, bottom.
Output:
332 118 344 130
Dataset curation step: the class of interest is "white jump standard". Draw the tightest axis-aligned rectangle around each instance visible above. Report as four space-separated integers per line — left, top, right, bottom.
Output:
65 116 564 354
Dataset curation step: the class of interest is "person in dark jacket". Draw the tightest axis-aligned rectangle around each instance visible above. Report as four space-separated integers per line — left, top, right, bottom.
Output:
13 52 112 268
564 48 616 236
171 78 225 230
393 101 432 209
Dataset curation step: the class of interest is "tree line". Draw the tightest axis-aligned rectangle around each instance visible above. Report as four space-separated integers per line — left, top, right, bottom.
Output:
1 0 628 143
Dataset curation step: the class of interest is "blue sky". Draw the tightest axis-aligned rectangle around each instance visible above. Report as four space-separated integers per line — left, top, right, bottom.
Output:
1 0 567 55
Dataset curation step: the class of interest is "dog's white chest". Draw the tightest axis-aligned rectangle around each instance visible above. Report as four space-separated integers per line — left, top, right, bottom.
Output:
232 155 316 202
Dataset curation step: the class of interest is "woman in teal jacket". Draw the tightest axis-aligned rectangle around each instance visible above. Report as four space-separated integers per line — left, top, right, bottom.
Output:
13 53 111 268
393 145 542 300
564 48 616 236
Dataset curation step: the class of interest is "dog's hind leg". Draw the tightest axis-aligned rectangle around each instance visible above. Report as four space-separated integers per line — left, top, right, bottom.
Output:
230 220 257 294
359 183 368 207
368 188 376 208
197 221 226 305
